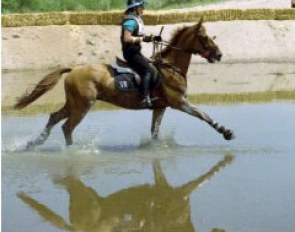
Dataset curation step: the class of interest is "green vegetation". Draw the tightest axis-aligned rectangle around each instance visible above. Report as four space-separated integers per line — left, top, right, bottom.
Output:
2 0 224 14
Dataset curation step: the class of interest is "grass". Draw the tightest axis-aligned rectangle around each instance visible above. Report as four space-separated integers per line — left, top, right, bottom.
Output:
1 0 226 14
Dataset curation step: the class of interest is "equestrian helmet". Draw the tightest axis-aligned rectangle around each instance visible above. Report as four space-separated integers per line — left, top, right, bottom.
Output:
126 0 147 11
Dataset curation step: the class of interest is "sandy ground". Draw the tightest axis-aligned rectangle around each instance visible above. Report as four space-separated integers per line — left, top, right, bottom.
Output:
1 0 295 112
2 20 295 70
2 0 295 71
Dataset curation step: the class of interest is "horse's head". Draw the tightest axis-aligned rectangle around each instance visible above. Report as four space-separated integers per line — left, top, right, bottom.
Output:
189 17 222 63
160 18 222 66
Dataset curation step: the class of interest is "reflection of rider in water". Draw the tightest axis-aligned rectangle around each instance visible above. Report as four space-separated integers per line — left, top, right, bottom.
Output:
121 0 162 107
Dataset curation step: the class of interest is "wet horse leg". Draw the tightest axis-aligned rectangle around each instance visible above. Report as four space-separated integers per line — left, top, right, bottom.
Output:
151 108 166 140
62 100 93 146
178 101 235 140
26 105 69 148
61 75 98 146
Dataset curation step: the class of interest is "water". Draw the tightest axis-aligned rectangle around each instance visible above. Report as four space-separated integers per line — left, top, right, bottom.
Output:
2 102 295 232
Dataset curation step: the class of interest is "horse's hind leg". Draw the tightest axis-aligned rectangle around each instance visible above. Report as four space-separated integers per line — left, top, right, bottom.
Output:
61 100 92 146
151 107 166 140
27 105 69 148
178 101 235 140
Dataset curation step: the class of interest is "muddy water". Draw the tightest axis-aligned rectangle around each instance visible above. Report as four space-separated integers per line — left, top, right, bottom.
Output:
2 102 295 232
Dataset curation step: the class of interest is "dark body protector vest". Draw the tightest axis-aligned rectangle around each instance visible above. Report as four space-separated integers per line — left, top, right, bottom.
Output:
121 14 145 56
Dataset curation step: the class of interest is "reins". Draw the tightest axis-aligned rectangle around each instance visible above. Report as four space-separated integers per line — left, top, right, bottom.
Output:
151 26 193 60
151 40 189 77
150 26 200 77
159 40 191 53
153 40 192 60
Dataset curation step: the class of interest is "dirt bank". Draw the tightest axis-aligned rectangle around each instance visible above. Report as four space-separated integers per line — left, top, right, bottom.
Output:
2 0 295 70
2 20 295 70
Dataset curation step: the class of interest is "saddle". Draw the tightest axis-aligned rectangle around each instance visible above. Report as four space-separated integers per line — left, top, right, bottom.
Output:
111 56 161 92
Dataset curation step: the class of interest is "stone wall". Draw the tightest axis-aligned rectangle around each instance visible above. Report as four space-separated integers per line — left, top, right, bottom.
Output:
2 8 295 27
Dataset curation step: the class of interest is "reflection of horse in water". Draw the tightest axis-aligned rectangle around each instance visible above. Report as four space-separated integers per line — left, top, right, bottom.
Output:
18 155 233 232
14 18 234 147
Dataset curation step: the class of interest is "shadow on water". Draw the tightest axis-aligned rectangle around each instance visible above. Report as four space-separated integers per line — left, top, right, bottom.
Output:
17 155 234 232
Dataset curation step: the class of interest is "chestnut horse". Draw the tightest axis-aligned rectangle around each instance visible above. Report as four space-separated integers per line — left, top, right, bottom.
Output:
14 18 234 147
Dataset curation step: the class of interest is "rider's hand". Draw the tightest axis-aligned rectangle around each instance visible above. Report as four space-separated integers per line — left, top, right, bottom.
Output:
153 35 162 42
143 35 152 43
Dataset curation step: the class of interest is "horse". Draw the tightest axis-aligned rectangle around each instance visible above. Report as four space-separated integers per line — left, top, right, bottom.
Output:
18 155 234 232
14 18 235 147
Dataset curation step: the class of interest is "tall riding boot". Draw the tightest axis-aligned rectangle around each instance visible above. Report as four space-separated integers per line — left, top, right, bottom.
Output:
141 72 152 108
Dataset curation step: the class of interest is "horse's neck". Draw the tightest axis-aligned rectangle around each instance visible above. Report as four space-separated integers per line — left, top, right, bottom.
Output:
162 48 192 77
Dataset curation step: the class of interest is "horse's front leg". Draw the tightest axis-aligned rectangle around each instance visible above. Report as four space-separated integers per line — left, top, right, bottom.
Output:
151 107 166 140
176 101 235 140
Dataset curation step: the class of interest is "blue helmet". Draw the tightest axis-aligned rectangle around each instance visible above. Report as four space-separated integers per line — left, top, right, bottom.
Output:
126 0 147 11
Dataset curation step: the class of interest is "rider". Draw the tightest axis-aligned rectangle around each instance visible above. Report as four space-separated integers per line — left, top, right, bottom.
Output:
121 0 161 107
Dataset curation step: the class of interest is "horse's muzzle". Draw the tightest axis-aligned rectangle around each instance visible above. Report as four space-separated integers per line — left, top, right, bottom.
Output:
215 53 222 61
202 50 222 63
208 51 222 63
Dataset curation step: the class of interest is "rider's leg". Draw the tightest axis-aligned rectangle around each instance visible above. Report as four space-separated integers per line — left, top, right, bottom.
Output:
140 71 153 107
126 53 154 107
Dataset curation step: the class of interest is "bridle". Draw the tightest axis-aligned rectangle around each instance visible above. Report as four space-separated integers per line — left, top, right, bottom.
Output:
154 33 217 59
155 40 196 55
150 41 193 78
150 28 220 76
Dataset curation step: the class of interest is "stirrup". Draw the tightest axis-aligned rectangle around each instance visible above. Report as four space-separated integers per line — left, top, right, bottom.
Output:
141 96 152 108
141 96 153 108
141 96 159 108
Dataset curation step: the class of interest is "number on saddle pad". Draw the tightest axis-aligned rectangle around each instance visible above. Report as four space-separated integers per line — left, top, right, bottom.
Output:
115 73 140 92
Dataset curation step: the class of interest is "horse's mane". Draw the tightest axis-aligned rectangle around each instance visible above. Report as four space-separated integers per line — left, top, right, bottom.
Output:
159 26 190 58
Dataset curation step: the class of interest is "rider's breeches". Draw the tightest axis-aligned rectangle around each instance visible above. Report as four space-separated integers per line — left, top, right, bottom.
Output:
123 51 153 97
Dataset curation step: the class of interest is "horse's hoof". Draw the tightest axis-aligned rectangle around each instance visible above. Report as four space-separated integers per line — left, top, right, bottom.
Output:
26 141 35 149
152 135 159 141
223 130 235 140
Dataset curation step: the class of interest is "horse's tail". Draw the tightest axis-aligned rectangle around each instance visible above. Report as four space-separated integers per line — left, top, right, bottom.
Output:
14 68 72 110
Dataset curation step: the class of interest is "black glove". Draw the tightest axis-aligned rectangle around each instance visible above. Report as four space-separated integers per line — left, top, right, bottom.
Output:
153 35 162 42
143 35 152 43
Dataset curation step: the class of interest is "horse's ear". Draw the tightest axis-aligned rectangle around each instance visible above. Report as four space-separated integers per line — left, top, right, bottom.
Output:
195 16 204 32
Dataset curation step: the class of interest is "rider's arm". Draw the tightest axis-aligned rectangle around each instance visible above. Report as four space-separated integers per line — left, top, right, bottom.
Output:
123 29 142 44
122 19 143 44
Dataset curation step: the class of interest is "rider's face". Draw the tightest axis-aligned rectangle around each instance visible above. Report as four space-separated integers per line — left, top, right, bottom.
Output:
137 5 144 15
